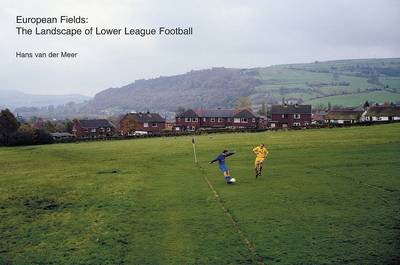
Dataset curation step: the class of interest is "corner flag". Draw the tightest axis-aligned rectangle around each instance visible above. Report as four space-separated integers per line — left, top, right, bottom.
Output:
192 137 197 163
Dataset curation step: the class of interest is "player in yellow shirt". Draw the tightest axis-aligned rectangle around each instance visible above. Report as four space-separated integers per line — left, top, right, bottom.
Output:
252 143 269 178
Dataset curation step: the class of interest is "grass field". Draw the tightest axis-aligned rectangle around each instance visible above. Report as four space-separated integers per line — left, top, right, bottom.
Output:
306 91 400 107
1 124 400 264
252 58 400 107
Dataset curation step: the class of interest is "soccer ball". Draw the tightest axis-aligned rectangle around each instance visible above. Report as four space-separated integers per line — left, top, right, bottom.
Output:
229 178 236 183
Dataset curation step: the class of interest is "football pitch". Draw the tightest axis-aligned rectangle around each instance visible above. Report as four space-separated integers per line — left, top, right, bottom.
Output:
1 124 399 265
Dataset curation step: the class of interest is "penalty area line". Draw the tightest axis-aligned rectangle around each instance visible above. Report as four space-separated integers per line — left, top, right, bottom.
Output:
202 174 265 265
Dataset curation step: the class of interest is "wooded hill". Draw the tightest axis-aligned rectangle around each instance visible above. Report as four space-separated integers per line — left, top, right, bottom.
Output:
86 58 400 114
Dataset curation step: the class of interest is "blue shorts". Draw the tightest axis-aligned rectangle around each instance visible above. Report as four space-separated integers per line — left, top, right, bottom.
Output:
219 164 228 172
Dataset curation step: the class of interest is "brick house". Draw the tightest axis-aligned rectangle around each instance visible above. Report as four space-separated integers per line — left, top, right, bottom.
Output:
312 110 328 125
364 105 400 122
270 104 312 128
119 112 165 135
72 119 115 138
175 108 261 131
325 109 364 124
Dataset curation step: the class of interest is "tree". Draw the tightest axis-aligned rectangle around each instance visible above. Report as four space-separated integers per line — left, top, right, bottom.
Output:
328 102 332 110
64 120 74 133
363 101 370 110
176 107 186 115
44 121 56 133
19 123 34 134
257 103 267 116
236 97 252 109
10 124 34 146
34 129 54 145
0 109 20 145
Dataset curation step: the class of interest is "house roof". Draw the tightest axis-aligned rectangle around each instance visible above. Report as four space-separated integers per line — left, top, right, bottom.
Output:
127 112 165 123
177 109 199 118
271 104 312 114
178 108 258 118
366 105 400 117
78 119 115 128
312 113 326 121
196 109 234 118
325 110 364 120
233 109 258 118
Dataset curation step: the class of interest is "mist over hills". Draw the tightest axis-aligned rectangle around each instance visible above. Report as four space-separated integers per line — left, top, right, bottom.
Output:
5 58 400 118
0 90 91 110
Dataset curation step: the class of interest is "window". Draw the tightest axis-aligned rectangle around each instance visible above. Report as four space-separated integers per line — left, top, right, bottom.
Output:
294 113 301 119
107 127 111 132
304 122 309 126
91 128 96 132
144 123 149 127
252 118 256 122
293 122 300 126
218 118 223 123
211 118 216 122
185 118 191 122
193 118 198 122
282 114 288 119
234 118 240 123
203 118 206 122
152 123 158 127
177 118 181 122
241 118 248 123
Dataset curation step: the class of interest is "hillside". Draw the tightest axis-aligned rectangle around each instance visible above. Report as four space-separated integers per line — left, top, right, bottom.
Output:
0 90 91 109
88 67 262 113
6 58 400 118
86 58 400 113
254 58 400 107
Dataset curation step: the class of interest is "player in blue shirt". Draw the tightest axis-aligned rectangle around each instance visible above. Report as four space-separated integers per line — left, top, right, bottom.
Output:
209 150 235 184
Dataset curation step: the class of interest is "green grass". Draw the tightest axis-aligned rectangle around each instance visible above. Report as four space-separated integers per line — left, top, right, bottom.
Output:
1 124 400 264
252 58 400 107
306 90 400 107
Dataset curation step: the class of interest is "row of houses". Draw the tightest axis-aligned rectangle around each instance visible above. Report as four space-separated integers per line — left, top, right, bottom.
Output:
316 105 400 124
69 104 400 139
71 109 263 138
175 108 263 131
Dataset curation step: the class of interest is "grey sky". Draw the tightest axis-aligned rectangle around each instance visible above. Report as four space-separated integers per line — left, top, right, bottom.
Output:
1 0 399 96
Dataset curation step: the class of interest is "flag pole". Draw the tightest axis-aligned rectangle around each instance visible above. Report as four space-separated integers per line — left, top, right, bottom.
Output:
192 137 198 163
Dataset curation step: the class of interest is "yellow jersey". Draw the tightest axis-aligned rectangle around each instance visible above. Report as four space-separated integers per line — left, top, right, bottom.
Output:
253 146 268 159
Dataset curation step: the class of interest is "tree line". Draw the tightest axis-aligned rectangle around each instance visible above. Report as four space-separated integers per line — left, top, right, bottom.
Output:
0 109 54 146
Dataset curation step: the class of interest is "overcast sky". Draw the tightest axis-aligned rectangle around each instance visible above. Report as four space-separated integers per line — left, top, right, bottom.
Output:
1 0 399 96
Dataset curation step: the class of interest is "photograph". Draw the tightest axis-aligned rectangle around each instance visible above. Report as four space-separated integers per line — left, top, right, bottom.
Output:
0 0 399 264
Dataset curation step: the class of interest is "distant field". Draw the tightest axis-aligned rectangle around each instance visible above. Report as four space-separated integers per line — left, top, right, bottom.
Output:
306 90 400 106
1 124 400 264
252 59 400 107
